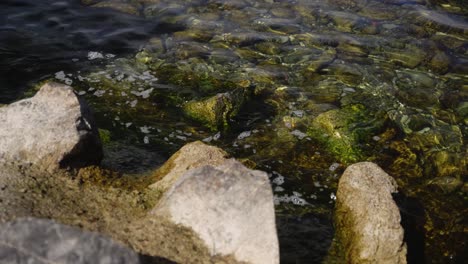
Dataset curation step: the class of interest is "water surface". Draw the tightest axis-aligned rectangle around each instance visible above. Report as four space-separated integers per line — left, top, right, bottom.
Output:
1 0 467 263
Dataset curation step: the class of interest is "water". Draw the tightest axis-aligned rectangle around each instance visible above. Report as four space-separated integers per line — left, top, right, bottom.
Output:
1 0 467 263
0 0 182 103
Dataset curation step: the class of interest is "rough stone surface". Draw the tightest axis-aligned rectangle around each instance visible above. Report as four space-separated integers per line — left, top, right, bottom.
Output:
152 159 279 264
149 141 228 191
0 82 102 171
0 217 140 264
335 162 407 264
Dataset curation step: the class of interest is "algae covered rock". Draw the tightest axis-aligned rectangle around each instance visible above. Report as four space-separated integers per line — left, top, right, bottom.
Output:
183 89 246 131
152 159 279 264
334 162 407 264
0 82 102 171
0 217 140 264
307 104 381 163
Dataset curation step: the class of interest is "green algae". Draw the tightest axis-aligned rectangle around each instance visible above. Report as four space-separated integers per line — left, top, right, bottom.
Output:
98 129 112 145
183 89 246 131
307 104 383 164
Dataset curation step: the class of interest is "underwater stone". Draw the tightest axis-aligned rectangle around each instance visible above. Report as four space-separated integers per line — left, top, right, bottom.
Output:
326 10 367 33
425 150 467 178
427 176 463 193
0 82 102 171
384 45 426 68
335 162 407 264
407 125 463 153
255 41 281 55
305 48 337 72
389 141 423 178
429 50 451 74
152 159 279 264
91 1 140 15
307 105 374 163
183 90 245 131
306 78 343 103
0 217 140 264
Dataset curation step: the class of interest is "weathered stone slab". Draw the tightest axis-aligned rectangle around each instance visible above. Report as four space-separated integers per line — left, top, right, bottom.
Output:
335 162 407 264
152 159 279 264
0 217 140 264
0 82 102 171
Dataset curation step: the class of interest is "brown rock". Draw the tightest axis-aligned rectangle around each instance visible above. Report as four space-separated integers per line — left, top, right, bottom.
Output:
335 162 407 264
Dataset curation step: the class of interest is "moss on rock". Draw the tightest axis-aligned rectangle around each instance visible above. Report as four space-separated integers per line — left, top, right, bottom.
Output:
307 104 383 163
183 89 246 131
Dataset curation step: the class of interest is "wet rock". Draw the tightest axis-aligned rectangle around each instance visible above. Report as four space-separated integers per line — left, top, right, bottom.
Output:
209 48 240 64
183 90 246 131
304 48 337 72
335 162 407 264
326 10 369 33
305 78 343 103
429 50 451 74
408 124 463 153
149 141 228 191
388 141 423 178
425 150 467 178
91 1 141 15
175 41 211 60
255 41 281 55
173 29 214 42
337 39 369 57
427 176 463 193
0 82 102 171
456 101 468 118
152 159 279 264
0 217 140 264
383 45 426 68
270 6 297 19
307 104 379 163
411 6 468 35
322 61 364 86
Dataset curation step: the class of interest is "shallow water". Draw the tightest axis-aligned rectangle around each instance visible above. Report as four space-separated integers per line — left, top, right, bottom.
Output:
1 0 467 263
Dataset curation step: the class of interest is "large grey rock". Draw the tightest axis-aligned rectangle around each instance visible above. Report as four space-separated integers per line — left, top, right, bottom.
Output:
335 162 407 264
152 159 279 264
0 82 102 171
0 217 140 264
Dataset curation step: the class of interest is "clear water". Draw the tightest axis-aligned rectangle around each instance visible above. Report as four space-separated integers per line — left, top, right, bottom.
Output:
1 0 467 263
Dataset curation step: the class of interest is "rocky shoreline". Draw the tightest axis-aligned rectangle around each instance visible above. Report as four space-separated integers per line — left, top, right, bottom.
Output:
0 82 410 263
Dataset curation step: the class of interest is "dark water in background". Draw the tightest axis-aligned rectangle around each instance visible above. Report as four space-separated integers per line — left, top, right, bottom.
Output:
0 0 183 103
1 0 467 263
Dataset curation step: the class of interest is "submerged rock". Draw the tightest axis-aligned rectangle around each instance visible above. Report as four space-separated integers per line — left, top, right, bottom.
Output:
307 104 380 163
183 89 246 131
427 176 463 193
0 82 102 171
152 159 279 264
0 217 140 264
334 162 407 264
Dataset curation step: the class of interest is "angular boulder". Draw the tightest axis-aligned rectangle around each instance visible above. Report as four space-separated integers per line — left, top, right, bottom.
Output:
0 217 140 264
0 82 102 171
152 159 279 264
149 141 228 191
335 162 407 264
